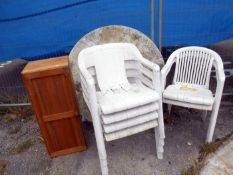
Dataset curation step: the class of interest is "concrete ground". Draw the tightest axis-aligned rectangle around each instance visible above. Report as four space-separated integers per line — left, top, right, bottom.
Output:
2 104 232 175
47 106 233 175
200 135 233 175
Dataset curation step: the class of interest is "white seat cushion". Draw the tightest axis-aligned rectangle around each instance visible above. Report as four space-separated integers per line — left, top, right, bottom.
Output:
101 102 159 124
163 84 214 106
97 84 160 115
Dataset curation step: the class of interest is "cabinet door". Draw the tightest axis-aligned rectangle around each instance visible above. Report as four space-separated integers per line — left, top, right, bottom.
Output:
24 67 86 156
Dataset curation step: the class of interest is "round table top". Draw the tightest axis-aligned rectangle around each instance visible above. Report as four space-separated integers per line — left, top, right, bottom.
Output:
69 25 164 85
68 25 164 121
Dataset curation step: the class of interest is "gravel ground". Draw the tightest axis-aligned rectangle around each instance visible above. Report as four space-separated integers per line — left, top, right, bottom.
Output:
0 104 233 175
0 116 51 175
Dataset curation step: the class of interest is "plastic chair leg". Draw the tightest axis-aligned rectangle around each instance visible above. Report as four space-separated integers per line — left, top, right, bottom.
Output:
167 104 172 115
201 110 208 122
206 104 220 143
96 135 108 175
154 127 164 159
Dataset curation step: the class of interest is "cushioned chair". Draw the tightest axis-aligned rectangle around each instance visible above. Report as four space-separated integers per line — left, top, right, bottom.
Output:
161 46 225 143
78 43 165 175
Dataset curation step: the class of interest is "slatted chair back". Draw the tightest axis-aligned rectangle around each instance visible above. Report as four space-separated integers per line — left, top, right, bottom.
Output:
78 43 161 108
78 43 145 89
162 46 225 143
173 47 215 88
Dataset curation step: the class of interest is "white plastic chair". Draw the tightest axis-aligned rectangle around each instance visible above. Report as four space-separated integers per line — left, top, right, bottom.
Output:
78 43 165 175
161 46 225 143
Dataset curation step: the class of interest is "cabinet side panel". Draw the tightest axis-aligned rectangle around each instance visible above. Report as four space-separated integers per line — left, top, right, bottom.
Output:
31 74 72 116
22 77 54 154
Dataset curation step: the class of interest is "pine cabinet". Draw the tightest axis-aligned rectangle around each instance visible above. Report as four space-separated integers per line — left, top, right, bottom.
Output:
22 56 86 157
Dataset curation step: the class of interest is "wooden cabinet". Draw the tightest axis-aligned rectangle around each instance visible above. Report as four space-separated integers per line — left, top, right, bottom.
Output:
22 56 86 157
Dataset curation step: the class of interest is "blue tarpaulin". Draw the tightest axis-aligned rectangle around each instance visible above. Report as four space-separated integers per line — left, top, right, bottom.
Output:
1 0 233 61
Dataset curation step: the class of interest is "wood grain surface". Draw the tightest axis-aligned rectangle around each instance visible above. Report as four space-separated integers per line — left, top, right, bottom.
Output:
22 56 86 157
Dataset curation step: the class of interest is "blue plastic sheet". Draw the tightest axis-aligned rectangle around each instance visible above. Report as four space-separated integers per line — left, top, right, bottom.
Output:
162 0 233 46
0 0 233 61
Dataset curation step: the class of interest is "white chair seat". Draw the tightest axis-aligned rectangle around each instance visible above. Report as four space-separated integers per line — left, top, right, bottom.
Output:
101 102 159 124
104 120 158 141
163 84 214 106
97 84 160 115
103 111 158 133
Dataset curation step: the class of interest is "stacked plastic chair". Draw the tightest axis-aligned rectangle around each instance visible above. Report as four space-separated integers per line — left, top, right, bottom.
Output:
78 43 165 175
161 46 225 143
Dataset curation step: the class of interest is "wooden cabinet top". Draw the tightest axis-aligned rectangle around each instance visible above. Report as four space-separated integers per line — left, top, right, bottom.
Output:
22 56 68 75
